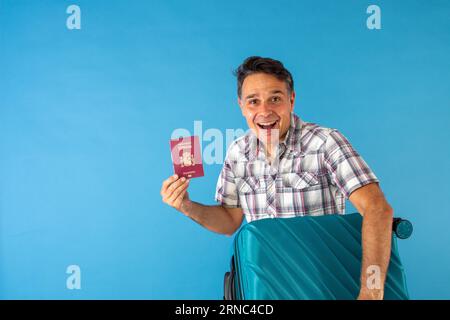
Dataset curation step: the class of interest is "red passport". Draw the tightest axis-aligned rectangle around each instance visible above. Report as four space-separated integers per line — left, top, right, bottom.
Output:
170 135 204 179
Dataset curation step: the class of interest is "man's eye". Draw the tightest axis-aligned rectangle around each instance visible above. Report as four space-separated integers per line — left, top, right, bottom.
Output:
272 96 281 102
249 99 258 105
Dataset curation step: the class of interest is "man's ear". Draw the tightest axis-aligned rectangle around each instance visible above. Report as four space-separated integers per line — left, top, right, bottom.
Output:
238 97 244 115
290 91 296 112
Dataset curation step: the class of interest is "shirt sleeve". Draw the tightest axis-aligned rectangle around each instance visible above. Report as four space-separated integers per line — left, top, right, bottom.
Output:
215 157 240 208
323 129 379 199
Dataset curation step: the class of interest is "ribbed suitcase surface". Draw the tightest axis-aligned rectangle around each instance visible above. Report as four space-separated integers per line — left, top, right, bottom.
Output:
232 213 409 300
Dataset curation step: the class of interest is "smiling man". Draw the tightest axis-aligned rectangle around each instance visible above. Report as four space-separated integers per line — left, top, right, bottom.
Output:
160 56 394 300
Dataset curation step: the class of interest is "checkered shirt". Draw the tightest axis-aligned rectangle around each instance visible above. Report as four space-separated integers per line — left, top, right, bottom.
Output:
215 113 379 222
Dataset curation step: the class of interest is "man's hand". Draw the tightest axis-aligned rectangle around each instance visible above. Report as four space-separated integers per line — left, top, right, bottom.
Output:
160 174 243 235
160 174 191 215
357 288 384 300
349 183 393 301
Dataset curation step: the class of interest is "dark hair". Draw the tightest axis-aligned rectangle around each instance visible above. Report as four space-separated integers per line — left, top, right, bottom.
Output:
234 56 294 98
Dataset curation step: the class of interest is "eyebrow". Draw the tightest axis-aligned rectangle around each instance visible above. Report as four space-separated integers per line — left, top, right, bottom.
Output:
244 90 285 100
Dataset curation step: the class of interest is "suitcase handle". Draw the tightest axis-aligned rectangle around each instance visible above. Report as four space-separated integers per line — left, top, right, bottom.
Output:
393 217 413 239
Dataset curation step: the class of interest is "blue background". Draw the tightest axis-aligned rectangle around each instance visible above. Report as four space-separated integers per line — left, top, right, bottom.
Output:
1 0 449 299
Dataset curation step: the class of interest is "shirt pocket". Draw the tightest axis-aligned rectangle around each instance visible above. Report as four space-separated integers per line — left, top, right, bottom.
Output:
278 172 323 215
235 176 268 217
281 171 320 190
236 176 266 194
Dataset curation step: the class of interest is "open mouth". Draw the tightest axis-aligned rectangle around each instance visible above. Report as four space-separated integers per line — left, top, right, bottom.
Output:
256 120 279 130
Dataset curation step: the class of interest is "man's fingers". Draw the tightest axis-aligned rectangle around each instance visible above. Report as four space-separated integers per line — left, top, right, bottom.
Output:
166 179 189 204
160 174 179 196
161 174 178 194
173 188 188 209
162 177 187 204
165 177 187 199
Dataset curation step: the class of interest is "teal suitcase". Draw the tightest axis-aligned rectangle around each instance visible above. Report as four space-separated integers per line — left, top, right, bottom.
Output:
224 213 411 300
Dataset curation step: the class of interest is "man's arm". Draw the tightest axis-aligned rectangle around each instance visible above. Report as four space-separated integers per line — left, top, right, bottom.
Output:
349 182 394 300
161 174 244 236
181 200 244 236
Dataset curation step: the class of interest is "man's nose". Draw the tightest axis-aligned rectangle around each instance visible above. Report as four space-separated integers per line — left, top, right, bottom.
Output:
259 101 273 115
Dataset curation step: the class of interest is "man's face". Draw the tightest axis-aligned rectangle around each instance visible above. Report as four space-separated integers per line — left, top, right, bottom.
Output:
238 73 295 144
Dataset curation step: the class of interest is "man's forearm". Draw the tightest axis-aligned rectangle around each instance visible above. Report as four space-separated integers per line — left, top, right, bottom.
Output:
359 206 394 298
180 200 240 236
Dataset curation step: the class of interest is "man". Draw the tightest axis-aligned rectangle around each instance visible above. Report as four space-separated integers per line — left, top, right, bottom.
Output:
160 56 393 300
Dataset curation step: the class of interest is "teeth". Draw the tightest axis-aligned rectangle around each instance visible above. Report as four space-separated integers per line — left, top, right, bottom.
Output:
259 121 276 125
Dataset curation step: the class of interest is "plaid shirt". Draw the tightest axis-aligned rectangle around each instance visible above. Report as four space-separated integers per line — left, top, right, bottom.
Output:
215 113 379 222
